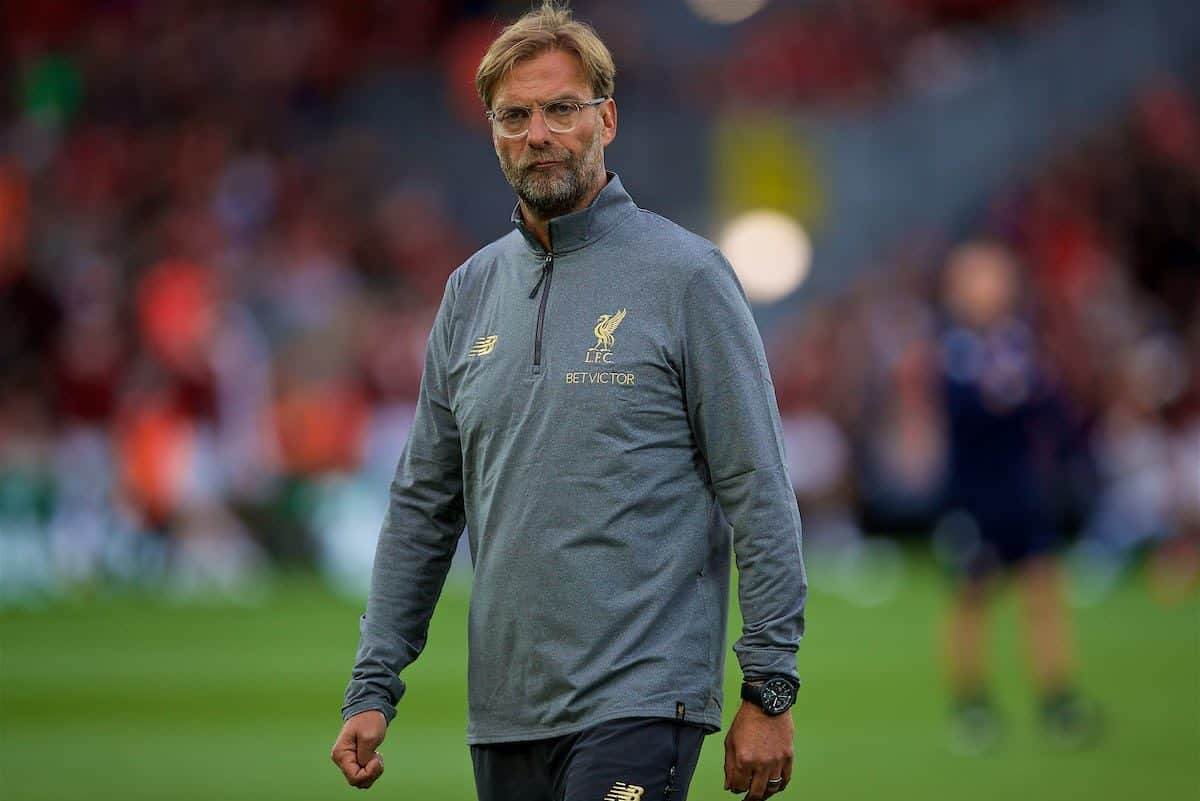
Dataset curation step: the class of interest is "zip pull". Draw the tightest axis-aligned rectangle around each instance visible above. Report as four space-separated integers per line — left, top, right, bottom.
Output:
528 254 554 299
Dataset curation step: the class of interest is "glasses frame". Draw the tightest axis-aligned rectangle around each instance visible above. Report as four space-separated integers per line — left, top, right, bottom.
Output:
486 97 608 138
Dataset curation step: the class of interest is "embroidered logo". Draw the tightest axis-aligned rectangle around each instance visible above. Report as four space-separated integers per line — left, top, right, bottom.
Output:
468 335 499 356
586 309 626 364
566 309 636 386
593 308 626 351
603 782 645 801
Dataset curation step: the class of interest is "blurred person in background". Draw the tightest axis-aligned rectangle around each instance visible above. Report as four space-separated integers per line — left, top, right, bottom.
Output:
331 3 807 800
937 241 1101 753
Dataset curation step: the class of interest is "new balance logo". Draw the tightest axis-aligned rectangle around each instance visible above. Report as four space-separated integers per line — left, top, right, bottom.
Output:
468 335 498 356
604 782 645 801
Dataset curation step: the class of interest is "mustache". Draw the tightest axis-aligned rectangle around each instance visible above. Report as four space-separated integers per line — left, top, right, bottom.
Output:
517 149 573 170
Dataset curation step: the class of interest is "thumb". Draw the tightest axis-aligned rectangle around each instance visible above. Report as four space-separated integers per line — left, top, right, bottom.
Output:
352 714 385 767
355 729 378 768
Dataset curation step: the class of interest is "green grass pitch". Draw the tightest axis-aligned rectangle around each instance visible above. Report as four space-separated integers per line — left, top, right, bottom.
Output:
1 553 1196 801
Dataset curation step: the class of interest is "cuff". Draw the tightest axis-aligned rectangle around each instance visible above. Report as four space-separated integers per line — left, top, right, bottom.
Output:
342 699 397 724
737 648 801 685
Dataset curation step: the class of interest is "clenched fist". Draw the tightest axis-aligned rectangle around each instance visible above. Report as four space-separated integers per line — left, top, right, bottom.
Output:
331 710 388 789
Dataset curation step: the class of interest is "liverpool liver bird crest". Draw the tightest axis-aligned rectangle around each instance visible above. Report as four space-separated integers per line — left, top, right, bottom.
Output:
593 308 627 351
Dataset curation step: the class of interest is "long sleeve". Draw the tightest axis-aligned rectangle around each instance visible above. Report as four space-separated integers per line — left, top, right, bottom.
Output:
680 251 807 682
342 275 466 722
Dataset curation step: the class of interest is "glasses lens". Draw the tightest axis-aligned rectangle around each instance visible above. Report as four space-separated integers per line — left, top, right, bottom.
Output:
544 102 580 132
495 107 530 136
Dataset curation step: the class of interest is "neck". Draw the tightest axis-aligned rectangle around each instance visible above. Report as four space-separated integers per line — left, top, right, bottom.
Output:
518 169 608 252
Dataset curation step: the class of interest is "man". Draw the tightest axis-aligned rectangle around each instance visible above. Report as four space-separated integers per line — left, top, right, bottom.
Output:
331 4 807 799
939 241 1100 753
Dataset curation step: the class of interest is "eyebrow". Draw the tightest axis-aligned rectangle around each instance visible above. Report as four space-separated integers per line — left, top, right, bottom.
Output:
493 95 589 109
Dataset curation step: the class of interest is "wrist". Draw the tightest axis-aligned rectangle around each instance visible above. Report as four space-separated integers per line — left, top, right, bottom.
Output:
345 707 390 727
740 675 799 716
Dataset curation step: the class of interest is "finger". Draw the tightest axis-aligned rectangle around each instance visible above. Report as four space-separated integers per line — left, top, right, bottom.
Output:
728 774 750 795
337 755 369 787
351 753 384 789
723 737 736 791
726 758 751 794
763 763 786 798
744 768 770 801
332 740 364 783
334 754 361 784
348 753 379 786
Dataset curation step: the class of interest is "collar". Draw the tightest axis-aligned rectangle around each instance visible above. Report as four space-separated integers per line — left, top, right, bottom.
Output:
510 172 637 255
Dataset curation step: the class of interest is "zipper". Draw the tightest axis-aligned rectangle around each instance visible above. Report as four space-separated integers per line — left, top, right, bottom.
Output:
528 252 554 368
664 703 685 799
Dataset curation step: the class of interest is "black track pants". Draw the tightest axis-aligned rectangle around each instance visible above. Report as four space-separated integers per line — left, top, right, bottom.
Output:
471 717 707 801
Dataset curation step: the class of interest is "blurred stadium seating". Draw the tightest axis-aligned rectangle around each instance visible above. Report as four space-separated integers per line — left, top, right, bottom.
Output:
1 0 1194 600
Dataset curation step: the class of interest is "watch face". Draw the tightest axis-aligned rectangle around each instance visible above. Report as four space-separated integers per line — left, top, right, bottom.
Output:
760 678 795 715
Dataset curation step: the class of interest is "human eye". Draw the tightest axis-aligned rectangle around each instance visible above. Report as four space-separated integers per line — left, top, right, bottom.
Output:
545 101 578 116
496 107 530 124
544 101 580 126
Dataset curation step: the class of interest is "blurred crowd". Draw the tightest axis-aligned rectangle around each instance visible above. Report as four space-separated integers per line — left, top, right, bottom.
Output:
713 0 1065 108
769 74 1199 599
1 1 1196 601
1 0 492 598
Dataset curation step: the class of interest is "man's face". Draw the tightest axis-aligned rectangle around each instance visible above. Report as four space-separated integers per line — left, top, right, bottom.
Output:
491 49 616 219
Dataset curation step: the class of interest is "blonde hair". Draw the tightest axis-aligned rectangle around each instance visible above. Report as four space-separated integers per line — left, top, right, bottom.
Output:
475 1 615 109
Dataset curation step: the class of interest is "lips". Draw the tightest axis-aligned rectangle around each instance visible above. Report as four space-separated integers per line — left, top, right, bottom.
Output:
521 153 569 169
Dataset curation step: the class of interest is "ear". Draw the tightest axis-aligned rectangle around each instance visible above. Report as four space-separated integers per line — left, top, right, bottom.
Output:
599 97 617 146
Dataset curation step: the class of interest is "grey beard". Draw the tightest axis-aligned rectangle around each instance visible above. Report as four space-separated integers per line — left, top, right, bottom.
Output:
501 129 603 220
510 161 590 219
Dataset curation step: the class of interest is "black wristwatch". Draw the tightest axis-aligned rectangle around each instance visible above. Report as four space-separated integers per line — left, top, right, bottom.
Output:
741 676 799 716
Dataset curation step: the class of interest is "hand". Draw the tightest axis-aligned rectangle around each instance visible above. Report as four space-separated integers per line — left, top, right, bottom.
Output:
331 710 388 789
724 701 794 800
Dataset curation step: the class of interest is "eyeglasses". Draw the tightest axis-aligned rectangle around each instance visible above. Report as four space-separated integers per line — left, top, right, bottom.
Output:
486 97 607 138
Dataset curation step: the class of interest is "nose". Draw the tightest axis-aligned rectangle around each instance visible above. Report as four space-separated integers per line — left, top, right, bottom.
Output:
526 107 554 147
